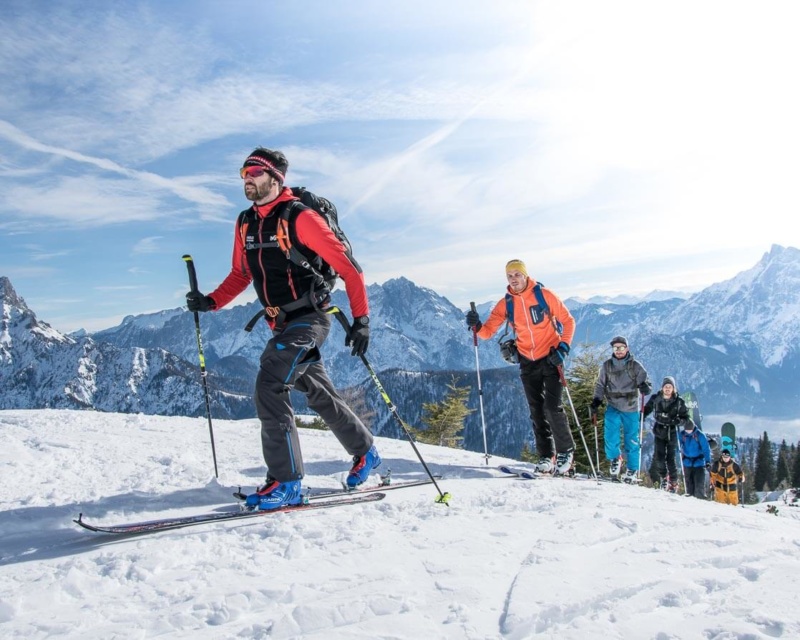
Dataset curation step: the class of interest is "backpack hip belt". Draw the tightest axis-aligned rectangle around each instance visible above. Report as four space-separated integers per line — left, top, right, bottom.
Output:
244 290 329 332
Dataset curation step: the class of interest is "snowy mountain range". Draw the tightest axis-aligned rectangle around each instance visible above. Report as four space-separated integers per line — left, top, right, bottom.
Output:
2 245 798 458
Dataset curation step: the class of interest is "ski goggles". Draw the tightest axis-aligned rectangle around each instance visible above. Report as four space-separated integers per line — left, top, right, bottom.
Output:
240 166 271 179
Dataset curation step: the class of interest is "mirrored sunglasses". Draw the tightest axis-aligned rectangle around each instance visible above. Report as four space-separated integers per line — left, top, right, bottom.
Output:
612 345 628 351
721 453 731 457
240 166 270 179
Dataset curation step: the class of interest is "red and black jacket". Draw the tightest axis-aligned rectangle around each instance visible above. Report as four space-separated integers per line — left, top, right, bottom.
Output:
209 188 368 325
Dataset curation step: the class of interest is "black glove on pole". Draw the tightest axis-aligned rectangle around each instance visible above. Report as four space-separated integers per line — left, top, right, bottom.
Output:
183 254 219 478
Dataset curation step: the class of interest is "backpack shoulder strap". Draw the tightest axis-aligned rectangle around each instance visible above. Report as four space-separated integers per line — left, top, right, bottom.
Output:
533 282 548 312
276 200 322 269
505 293 514 323
535 282 563 337
237 207 257 249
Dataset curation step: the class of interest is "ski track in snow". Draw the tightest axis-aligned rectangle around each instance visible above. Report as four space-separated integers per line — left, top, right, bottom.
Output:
1 409 799 639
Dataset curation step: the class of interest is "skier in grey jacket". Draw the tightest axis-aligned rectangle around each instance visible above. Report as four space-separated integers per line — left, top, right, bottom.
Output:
591 336 652 480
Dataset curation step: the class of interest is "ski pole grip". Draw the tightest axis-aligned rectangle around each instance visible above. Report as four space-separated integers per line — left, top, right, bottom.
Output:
183 254 199 293
329 307 352 333
469 301 478 344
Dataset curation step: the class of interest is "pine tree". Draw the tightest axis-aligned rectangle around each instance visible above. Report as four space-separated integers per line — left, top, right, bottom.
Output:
791 440 800 488
559 345 606 475
412 377 473 448
775 439 791 489
739 458 757 504
753 431 776 492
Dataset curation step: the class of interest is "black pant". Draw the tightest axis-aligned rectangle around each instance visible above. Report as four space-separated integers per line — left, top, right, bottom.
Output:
519 356 575 457
649 427 678 483
683 466 707 499
254 311 373 481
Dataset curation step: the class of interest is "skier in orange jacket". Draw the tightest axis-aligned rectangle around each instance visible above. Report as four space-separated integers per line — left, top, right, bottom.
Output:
466 259 576 474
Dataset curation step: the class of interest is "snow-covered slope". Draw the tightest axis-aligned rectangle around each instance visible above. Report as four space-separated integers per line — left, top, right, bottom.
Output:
1 409 798 639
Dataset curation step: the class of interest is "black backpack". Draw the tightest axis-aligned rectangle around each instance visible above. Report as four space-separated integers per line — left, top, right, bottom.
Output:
277 187 358 291
240 187 359 331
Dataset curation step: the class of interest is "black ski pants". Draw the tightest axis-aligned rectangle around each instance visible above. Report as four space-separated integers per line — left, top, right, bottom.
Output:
254 311 373 481
518 355 575 458
649 426 679 483
683 466 708 499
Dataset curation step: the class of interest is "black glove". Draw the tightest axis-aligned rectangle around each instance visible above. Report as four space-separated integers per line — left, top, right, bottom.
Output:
186 291 215 313
638 381 652 395
547 341 570 367
466 309 482 331
346 317 370 357
590 397 603 419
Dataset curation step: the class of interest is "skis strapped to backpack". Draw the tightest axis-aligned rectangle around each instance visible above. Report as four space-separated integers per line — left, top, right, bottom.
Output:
683 391 703 430
720 422 738 460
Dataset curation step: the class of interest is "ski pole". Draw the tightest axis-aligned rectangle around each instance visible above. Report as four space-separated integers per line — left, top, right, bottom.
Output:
469 302 490 466
675 425 686 495
183 254 219 478
637 393 646 475
556 366 599 482
330 307 451 505
589 407 600 474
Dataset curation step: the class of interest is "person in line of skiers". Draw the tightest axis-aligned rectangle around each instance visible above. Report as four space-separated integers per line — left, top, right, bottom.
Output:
678 418 712 499
709 449 745 505
643 376 688 492
466 260 577 474
186 147 381 510
590 337 652 482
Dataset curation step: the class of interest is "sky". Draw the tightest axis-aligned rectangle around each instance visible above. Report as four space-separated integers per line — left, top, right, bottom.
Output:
1 409 799 639
2 1 800 333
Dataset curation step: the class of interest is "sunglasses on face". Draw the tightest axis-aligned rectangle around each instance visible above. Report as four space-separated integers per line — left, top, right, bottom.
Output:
612 345 627 352
240 166 270 179
721 453 731 458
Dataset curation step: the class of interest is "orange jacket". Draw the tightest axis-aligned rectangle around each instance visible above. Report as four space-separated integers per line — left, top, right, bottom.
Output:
477 279 575 361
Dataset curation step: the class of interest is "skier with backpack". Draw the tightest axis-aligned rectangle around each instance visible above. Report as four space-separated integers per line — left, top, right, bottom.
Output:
186 147 380 510
590 337 652 482
709 449 745 505
678 418 712 499
465 259 577 474
643 376 688 492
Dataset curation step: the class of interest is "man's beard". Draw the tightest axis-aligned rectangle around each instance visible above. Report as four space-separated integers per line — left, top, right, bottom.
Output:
244 181 271 202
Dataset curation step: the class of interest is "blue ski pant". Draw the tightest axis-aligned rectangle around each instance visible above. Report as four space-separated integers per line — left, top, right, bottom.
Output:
254 311 373 482
604 405 641 471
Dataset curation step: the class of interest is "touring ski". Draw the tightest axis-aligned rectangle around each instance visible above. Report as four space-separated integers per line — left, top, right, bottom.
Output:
498 465 540 480
75 492 385 536
683 391 703 430
233 473 441 503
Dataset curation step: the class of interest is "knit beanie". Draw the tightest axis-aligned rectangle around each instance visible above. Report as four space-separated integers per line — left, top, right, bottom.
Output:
242 147 288 182
505 259 528 277
662 376 676 390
